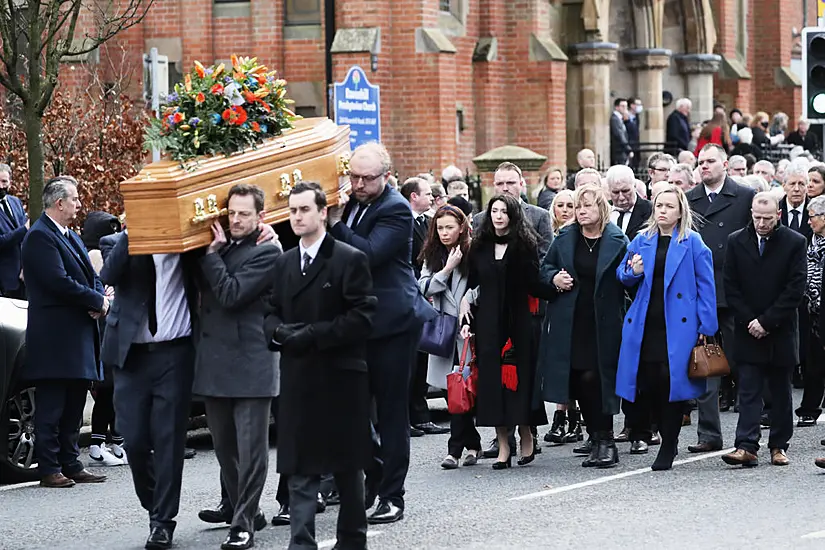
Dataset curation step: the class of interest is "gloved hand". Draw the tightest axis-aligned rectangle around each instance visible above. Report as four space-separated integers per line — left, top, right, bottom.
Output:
282 325 316 354
275 323 305 343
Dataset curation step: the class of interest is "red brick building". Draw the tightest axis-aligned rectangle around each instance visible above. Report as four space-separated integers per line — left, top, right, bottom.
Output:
98 0 812 181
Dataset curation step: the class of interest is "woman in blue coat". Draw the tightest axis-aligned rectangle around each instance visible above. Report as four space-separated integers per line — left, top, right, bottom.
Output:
616 184 718 471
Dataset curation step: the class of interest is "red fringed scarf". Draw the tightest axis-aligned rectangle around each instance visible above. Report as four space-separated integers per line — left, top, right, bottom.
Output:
501 338 518 391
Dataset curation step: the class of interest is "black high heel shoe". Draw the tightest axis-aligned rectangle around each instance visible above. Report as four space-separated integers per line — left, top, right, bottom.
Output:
492 452 512 470
517 439 536 466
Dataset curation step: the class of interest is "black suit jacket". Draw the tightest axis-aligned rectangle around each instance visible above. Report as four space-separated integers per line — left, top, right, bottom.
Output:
610 113 631 165
99 232 200 368
411 213 429 279
724 224 807 367
779 197 813 243
263 234 376 475
623 198 653 242
0 195 27 293
687 177 756 307
665 110 690 155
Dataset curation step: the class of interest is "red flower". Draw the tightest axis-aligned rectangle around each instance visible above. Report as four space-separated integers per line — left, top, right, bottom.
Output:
172 112 184 124
211 83 224 95
221 105 248 126
251 121 261 132
195 92 205 104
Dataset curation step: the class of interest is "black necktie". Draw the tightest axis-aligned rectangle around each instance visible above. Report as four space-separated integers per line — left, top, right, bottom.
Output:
148 258 157 336
616 211 627 232
1 199 14 227
302 252 312 275
791 210 800 231
708 192 718 203
759 237 766 257
350 203 366 230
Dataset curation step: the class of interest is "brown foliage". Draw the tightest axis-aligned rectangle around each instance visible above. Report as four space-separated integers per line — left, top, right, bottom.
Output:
0 89 147 229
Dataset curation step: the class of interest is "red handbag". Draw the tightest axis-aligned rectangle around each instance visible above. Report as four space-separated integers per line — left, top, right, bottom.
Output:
447 337 477 414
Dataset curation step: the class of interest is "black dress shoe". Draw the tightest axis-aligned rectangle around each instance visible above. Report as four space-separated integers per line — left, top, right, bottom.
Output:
409 425 425 437
270 504 290 526
687 441 722 453
367 500 403 524
184 448 197 460
221 528 253 550
326 489 341 506
615 427 630 443
145 526 173 549
648 433 661 446
253 512 267 531
198 502 233 524
798 415 818 427
317 492 327 513
481 438 499 458
573 436 593 455
630 440 649 454
414 422 450 435
760 414 771 428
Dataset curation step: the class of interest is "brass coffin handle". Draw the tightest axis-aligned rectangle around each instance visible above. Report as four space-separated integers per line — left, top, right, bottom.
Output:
337 153 351 176
278 173 293 199
191 194 227 224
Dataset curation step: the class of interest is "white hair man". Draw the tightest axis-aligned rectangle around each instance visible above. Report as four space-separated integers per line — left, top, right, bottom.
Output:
678 150 696 169
667 163 695 192
606 164 652 241
441 165 464 186
666 98 692 155
728 155 747 177
753 160 777 188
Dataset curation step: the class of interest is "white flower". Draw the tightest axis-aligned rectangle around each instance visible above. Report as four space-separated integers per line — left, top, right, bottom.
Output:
223 82 245 106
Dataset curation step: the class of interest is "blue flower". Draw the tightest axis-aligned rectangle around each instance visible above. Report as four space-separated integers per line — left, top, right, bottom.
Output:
166 92 179 102
189 117 201 126
210 113 221 125
167 115 176 126
259 124 268 133
246 79 258 90
224 76 233 84
205 68 214 76
242 122 250 129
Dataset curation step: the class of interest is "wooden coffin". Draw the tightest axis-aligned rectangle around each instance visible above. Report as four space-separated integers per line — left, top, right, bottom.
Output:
120 117 351 254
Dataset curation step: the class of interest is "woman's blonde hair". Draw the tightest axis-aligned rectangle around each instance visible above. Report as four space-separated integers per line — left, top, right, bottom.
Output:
641 184 695 241
550 189 575 233
573 183 611 233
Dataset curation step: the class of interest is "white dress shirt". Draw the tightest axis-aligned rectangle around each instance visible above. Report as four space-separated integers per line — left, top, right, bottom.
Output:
610 205 634 234
46 213 68 236
135 254 191 344
299 233 326 268
788 203 805 226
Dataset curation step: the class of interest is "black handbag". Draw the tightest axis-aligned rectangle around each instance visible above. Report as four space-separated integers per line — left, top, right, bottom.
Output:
418 278 458 358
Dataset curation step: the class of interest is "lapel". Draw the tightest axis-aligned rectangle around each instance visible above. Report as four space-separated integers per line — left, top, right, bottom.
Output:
0 202 13 231
40 214 95 285
557 225 579 280
413 214 427 244
742 224 762 263
351 185 392 235
291 234 334 298
663 231 689 290
594 224 626 293
780 198 790 226
703 178 737 218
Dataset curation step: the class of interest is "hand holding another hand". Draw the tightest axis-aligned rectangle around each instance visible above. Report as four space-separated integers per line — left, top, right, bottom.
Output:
553 269 574 292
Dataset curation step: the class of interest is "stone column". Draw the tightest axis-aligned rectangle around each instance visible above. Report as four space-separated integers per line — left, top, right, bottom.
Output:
568 42 619 171
624 49 672 147
675 54 722 123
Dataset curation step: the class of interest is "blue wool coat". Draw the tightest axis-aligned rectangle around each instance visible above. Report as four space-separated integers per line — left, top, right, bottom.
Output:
615 229 718 402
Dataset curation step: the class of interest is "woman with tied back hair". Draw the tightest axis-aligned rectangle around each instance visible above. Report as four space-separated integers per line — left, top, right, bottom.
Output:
458 193 554 469
616 185 717 471
808 165 825 199
417 204 479 469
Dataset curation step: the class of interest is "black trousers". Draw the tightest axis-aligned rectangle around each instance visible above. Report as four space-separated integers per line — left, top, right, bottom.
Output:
90 385 122 446
447 412 481 458
569 369 612 434
114 339 194 531
288 471 367 550
409 352 430 426
34 379 88 477
367 327 420 509
630 362 686 446
735 363 794 453
797 334 825 418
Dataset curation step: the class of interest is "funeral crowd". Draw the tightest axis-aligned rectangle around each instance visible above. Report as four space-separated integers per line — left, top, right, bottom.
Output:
3 99 825 550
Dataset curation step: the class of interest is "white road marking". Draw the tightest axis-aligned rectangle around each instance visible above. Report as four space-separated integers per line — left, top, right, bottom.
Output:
318 529 383 548
0 481 39 492
510 448 733 501
802 530 825 539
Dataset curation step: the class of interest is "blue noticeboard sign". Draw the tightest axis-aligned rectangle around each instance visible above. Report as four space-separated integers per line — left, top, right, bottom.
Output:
333 66 381 149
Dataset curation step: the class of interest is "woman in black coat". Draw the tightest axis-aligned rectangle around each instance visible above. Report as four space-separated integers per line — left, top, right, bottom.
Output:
459 193 554 469
539 183 628 468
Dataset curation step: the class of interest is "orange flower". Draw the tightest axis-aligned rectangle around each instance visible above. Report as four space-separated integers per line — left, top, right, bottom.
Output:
231 54 240 71
221 105 248 126
211 83 224 95
184 74 192 92
251 121 261 132
194 61 206 78
213 63 225 78
243 90 256 103
195 92 205 104
172 112 184 124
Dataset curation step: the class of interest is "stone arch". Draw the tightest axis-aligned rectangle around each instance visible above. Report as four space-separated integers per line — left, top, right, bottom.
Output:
681 0 716 54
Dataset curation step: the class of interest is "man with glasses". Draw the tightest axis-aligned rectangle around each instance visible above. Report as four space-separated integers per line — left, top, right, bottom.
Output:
328 141 435 525
647 152 676 198
685 144 756 454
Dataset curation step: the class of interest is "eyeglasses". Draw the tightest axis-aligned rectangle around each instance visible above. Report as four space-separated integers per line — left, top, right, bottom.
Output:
350 173 384 184
649 166 670 173
494 181 521 186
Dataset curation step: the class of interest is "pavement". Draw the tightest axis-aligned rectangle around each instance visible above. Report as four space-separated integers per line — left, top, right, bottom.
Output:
4 393 825 549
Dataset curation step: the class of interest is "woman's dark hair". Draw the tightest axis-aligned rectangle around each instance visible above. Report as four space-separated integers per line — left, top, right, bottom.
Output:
472 193 538 253
418 204 471 274
699 111 732 150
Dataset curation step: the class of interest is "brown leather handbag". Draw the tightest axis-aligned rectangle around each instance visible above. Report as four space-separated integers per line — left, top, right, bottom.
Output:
687 335 730 379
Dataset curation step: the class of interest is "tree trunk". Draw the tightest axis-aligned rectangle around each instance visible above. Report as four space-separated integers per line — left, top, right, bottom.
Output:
24 106 45 222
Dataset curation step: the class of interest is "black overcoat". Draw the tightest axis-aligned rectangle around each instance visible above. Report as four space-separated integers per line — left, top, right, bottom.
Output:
263 234 377 475
723 224 807 367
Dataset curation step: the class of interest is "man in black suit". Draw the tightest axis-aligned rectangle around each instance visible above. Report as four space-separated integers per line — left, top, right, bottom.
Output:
610 98 633 166
605 164 654 451
686 143 756 454
328 142 435 524
265 181 377 550
399 177 448 437
21 176 109 488
721 192 806 467
625 98 643 171
0 164 28 299
665 98 692 156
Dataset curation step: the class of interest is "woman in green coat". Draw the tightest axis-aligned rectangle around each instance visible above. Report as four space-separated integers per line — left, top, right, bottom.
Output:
539 183 628 468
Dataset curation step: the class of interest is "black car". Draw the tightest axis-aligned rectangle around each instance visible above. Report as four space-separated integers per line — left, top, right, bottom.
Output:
0 297 37 483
